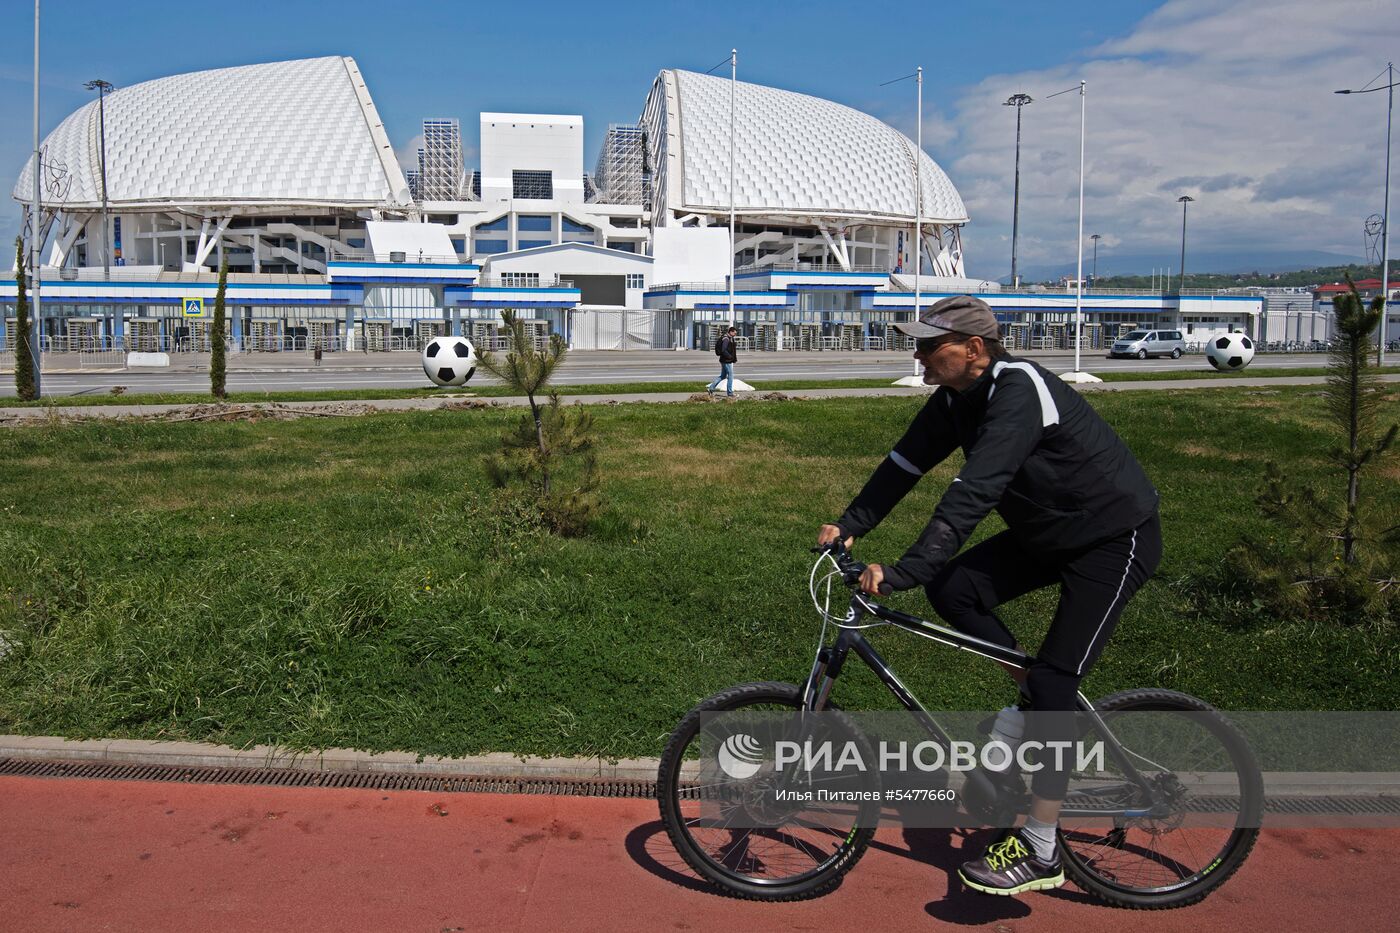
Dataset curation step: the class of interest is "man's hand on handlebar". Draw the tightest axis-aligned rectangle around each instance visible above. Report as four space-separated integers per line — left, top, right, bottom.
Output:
815 525 892 596
817 524 854 551
858 563 886 596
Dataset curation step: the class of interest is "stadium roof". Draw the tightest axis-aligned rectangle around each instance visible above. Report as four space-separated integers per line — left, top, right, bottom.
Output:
648 70 968 226
13 56 412 212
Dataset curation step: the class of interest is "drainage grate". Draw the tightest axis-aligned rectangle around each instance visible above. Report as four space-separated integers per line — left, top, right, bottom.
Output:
4 758 1396 814
0 757 660 799
1061 791 1400 815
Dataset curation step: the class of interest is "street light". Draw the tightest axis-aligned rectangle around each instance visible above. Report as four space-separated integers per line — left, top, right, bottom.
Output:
1045 81 1087 378
29 0 42 398
1336 62 1395 365
1090 233 1102 285
1004 93 1033 288
881 67 926 381
728 49 736 332
1177 195 1195 294
83 79 114 280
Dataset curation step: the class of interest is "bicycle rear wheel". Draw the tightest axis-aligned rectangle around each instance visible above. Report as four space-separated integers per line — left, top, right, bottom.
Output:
656 681 878 901
1058 688 1262 909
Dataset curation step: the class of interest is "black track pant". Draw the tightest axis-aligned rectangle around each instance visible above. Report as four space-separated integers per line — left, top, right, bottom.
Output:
925 512 1162 799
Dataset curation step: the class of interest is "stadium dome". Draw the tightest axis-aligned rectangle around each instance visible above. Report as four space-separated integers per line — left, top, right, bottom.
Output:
642 69 967 225
13 56 411 211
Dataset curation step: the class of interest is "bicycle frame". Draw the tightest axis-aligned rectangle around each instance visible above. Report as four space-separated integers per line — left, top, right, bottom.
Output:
800 587 1168 820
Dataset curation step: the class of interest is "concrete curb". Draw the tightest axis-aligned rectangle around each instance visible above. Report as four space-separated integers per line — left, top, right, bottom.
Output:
5 735 1399 797
0 734 662 782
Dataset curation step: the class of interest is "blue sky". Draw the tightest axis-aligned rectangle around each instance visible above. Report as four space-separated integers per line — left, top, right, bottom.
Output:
3 0 1396 277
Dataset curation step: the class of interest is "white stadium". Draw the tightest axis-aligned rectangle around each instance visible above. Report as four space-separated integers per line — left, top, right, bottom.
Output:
4 54 1299 358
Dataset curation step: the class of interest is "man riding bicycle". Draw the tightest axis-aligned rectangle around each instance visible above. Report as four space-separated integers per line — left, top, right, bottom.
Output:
816 295 1162 897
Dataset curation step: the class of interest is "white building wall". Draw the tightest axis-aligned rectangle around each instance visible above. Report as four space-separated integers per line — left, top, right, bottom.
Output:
486 245 650 284
651 227 730 285
479 113 584 202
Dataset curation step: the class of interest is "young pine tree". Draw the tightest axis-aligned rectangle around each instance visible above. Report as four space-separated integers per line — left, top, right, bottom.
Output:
209 259 228 398
1233 279 1398 623
12 237 36 402
476 310 599 535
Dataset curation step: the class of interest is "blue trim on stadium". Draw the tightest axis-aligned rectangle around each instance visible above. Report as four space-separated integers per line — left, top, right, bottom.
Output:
733 270 885 279
326 262 481 271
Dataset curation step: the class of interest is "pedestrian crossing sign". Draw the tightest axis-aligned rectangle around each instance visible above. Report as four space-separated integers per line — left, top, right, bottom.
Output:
183 297 204 317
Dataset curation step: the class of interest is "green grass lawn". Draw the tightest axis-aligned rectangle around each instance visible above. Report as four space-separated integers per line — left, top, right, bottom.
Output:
1095 364 1400 382
0 386 1397 760
1 378 898 408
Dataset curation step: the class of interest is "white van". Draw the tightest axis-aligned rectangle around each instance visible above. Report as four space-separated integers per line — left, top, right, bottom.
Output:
1109 329 1186 360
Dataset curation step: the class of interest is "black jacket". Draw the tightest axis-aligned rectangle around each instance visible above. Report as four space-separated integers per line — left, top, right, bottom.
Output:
716 335 737 364
836 355 1158 590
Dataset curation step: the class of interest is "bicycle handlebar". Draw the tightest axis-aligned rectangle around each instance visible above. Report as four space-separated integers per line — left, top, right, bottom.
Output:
811 542 894 595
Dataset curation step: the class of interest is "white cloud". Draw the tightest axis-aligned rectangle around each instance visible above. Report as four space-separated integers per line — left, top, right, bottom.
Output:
394 133 425 174
930 0 1400 277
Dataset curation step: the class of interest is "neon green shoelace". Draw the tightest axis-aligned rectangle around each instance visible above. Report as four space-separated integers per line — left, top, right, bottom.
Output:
985 835 1029 872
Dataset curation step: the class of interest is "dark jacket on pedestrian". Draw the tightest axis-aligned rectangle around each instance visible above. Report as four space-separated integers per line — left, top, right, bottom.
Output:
716 334 737 364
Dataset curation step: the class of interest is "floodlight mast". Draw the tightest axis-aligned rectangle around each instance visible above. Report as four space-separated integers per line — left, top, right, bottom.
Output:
1177 195 1194 296
84 79 114 281
1004 93 1033 289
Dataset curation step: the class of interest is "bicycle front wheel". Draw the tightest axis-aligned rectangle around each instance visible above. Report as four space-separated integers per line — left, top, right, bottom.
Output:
1058 688 1262 909
656 681 878 901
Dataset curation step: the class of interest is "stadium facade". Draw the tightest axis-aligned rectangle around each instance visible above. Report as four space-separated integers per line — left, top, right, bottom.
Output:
3 54 1287 358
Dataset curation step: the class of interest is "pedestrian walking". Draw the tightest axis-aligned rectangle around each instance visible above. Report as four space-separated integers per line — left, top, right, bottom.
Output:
708 325 738 398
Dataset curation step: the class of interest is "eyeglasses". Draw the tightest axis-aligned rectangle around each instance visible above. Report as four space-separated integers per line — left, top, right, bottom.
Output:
915 335 967 355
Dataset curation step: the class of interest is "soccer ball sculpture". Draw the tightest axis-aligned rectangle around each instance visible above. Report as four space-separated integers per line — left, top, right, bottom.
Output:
1205 333 1254 371
422 336 478 386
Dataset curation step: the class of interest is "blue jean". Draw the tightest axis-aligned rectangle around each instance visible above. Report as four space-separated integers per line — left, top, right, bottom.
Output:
709 362 734 395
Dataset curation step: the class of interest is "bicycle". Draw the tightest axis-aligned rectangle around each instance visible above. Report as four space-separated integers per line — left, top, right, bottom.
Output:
657 543 1262 908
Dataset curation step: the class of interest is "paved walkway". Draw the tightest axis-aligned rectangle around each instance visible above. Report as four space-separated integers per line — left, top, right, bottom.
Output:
2 374 1396 423
0 774 1391 932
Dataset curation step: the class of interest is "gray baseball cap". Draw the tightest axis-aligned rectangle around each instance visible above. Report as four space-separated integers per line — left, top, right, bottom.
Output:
893 295 1001 341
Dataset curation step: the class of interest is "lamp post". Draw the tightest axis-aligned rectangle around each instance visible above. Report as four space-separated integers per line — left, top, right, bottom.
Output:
1004 93 1033 288
83 79 114 281
880 67 926 379
915 66 922 324
1177 195 1195 295
29 0 42 398
1336 62 1395 365
728 48 736 331
1045 81 1087 376
1090 233 1102 285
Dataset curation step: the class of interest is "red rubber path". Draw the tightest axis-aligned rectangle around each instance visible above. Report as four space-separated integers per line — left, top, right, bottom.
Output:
1 775 1395 932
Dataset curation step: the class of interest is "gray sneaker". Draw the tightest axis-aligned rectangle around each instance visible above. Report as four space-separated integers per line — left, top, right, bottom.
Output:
958 829 1064 896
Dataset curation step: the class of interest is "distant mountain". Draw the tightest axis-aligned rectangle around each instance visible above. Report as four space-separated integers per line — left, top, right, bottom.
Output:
983 249 1369 283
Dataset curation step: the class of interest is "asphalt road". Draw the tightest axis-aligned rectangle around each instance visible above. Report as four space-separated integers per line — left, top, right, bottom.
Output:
2 352 1339 398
